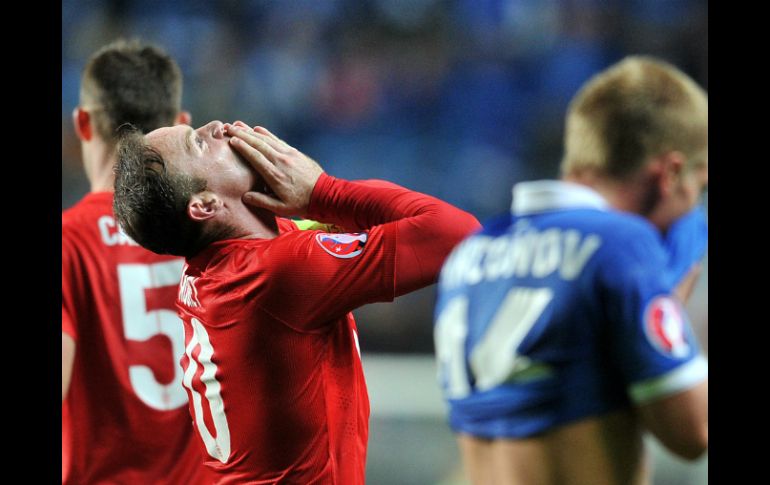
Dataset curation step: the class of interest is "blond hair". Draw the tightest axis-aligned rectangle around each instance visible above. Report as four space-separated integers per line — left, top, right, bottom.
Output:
562 56 707 179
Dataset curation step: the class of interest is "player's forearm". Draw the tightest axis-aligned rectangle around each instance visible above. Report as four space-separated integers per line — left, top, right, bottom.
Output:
308 174 481 294
638 379 708 461
307 173 479 233
297 179 403 231
62 332 76 401
392 208 481 296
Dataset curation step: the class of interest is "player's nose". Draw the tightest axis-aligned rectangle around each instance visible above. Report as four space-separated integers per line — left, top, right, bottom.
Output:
199 120 225 139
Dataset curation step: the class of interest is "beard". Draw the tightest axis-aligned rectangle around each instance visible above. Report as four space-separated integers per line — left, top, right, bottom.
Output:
638 179 662 219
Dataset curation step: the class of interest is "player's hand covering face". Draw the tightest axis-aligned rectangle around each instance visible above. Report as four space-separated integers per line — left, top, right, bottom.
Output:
225 122 324 218
146 121 258 203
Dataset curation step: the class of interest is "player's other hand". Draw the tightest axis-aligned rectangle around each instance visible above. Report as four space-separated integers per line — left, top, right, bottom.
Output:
225 123 324 217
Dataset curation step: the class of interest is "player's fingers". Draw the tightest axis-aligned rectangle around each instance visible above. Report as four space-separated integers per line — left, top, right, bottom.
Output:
252 126 291 153
242 190 286 214
252 125 282 143
227 126 281 162
224 122 253 138
229 136 280 182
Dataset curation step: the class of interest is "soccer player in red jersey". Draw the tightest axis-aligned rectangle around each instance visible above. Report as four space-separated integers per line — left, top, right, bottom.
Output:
62 40 214 484
112 121 481 483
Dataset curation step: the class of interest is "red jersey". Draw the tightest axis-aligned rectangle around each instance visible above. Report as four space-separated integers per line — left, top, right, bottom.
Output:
62 192 211 485
177 175 480 484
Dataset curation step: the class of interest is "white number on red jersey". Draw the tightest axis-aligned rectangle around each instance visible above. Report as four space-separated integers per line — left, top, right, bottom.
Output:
183 317 231 463
118 260 187 410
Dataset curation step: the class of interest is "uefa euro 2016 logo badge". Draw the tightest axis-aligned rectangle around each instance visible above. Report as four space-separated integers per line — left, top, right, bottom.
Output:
643 296 691 359
315 233 368 259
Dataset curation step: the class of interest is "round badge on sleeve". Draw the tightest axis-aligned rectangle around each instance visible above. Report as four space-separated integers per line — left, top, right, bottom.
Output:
643 296 691 359
315 232 368 259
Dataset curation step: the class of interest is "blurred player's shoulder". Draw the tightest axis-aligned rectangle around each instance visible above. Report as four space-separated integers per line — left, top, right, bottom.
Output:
62 192 111 225
541 207 664 249
63 192 144 250
597 209 665 249
451 208 662 260
478 212 514 236
62 193 113 246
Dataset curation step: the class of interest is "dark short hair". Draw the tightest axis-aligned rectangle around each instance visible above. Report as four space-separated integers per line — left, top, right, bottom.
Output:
81 39 183 143
113 128 212 257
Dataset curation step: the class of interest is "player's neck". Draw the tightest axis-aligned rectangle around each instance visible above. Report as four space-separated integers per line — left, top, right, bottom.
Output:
82 138 117 193
563 172 660 222
218 204 280 241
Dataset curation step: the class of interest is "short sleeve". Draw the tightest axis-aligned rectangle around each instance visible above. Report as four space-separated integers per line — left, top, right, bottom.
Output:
599 225 707 405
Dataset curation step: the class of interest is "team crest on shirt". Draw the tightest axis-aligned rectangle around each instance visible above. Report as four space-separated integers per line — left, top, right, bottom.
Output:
315 232 368 258
643 296 690 358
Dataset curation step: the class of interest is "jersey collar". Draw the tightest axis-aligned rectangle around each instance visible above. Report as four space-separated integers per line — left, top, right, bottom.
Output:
511 180 609 215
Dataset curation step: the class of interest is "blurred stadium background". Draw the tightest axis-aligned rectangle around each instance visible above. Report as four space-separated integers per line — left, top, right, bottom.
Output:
62 1 708 483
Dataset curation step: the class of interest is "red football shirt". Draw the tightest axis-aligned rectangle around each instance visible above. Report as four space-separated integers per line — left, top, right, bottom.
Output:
62 192 212 484
177 175 480 484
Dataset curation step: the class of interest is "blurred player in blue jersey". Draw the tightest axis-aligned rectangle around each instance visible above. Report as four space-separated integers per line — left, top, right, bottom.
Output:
434 56 708 485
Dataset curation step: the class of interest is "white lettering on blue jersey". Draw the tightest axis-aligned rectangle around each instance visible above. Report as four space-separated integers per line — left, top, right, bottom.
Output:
440 226 601 290
434 207 706 439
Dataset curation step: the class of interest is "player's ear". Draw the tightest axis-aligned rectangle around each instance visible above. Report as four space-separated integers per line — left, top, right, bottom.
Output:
188 192 221 222
72 107 92 142
658 151 687 195
174 110 192 126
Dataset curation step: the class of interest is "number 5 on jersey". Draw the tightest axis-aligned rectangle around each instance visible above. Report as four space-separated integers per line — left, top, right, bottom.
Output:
118 260 187 410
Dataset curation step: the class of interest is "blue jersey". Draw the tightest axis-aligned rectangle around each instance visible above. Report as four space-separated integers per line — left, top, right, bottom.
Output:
434 181 708 438
663 205 708 286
